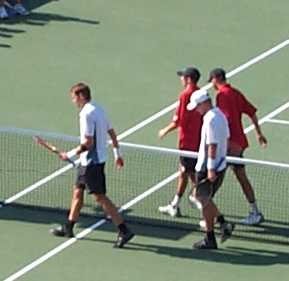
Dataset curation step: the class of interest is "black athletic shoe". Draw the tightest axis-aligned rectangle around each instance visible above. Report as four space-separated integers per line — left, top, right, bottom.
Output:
193 238 218 250
50 224 74 238
220 222 235 243
114 230 135 248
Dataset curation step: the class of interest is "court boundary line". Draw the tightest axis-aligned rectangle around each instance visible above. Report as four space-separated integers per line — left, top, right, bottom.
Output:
3 39 289 280
266 118 289 126
4 100 289 281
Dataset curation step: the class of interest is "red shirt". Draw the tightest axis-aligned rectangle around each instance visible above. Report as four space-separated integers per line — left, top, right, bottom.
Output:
172 84 202 151
216 84 257 149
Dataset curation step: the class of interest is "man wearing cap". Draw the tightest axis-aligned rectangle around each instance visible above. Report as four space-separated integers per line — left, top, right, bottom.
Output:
187 89 234 249
158 67 202 217
208 68 267 225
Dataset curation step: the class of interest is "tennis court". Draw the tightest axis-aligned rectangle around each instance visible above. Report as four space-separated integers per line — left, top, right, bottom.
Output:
1 1 289 280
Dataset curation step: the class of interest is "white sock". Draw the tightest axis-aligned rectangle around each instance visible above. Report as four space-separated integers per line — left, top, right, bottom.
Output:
250 202 259 214
171 195 181 207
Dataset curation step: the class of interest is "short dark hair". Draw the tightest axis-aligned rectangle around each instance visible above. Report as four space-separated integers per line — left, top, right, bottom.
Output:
70 83 91 101
177 67 200 83
208 68 226 82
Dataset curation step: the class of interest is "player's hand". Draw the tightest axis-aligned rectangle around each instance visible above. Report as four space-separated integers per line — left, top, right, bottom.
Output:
59 151 69 161
257 133 267 148
158 129 166 139
115 157 124 169
207 169 217 182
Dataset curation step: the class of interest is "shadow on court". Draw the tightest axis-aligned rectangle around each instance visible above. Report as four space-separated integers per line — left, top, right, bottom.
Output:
83 233 289 266
126 243 289 266
1 204 289 244
0 0 100 47
3 11 100 26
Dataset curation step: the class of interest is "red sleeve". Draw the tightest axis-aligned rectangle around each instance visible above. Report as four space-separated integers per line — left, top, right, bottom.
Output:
239 93 257 117
216 94 230 120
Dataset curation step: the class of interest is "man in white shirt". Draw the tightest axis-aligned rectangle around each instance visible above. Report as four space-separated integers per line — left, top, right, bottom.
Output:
51 82 134 248
187 89 234 249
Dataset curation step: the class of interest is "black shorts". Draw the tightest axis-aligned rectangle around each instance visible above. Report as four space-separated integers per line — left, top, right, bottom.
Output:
228 150 245 168
195 170 226 199
180 156 197 174
75 163 106 195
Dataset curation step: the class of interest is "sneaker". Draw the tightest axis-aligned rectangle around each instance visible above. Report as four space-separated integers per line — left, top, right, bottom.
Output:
193 238 217 250
220 222 235 243
241 212 264 225
50 224 74 238
0 6 8 19
158 204 181 217
114 230 135 248
14 3 29 16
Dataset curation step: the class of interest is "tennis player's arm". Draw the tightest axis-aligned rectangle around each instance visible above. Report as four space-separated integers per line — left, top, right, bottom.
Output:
108 128 124 168
207 143 217 182
159 122 177 139
250 114 267 147
59 136 93 161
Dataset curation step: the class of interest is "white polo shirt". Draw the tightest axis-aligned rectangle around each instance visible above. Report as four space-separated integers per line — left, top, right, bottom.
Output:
79 102 112 166
195 107 230 172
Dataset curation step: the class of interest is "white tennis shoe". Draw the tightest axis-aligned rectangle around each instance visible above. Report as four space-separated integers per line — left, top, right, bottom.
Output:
14 3 29 16
158 204 181 217
0 6 8 19
241 212 264 225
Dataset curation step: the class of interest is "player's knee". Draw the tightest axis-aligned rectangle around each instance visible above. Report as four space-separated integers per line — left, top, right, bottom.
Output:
94 193 106 203
72 188 84 201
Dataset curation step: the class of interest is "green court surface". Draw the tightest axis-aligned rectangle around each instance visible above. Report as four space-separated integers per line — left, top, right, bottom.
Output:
1 0 289 280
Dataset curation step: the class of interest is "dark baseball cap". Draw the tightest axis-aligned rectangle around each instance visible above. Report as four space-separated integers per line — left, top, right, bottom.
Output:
208 68 226 82
176 67 200 83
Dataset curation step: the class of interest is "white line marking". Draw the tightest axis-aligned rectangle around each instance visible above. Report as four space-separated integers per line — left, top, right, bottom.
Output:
3 172 179 281
266 118 289 125
5 99 289 281
3 39 289 208
3 38 289 280
118 39 289 140
244 101 289 133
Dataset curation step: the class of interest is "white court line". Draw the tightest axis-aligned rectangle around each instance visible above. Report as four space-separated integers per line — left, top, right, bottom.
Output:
5 100 289 281
266 118 289 126
3 38 289 280
117 39 289 140
3 172 180 281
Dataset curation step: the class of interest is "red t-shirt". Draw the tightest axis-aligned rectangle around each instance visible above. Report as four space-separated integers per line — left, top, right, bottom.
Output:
216 84 257 149
172 84 202 151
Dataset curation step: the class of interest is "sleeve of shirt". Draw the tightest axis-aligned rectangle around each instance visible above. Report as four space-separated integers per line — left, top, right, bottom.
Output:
80 112 95 137
239 93 257 117
205 119 219 145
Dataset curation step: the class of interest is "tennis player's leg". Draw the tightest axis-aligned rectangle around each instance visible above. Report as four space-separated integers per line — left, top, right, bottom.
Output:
230 148 264 225
88 163 134 248
159 157 196 217
50 186 84 237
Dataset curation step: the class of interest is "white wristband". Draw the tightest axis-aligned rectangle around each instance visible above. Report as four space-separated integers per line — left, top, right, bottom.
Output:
207 157 216 170
66 148 78 159
113 147 121 160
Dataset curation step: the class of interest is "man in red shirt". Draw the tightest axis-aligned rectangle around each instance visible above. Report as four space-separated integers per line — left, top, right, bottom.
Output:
209 68 267 225
158 67 202 217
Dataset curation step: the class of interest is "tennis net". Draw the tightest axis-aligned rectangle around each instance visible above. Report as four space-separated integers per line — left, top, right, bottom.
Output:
1 127 289 245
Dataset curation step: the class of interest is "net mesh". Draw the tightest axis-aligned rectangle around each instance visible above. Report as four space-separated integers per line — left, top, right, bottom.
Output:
1 128 289 245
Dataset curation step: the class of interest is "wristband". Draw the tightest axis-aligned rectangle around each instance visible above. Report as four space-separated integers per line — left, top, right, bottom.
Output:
66 148 78 159
113 147 121 159
207 157 216 170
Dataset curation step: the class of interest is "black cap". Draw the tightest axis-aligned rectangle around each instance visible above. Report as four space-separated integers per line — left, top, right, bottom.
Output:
176 67 200 83
208 68 226 82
